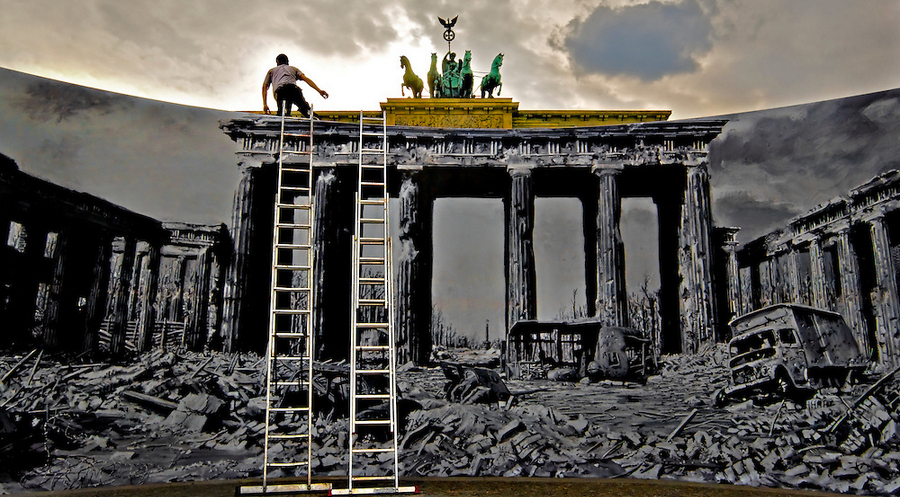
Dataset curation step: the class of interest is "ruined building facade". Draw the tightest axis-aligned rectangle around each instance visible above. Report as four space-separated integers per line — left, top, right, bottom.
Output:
1 108 730 364
728 170 900 370
219 115 728 364
0 154 230 355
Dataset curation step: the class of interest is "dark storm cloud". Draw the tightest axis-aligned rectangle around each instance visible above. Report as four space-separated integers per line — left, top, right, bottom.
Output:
559 0 714 80
713 191 802 238
707 87 900 241
16 81 132 123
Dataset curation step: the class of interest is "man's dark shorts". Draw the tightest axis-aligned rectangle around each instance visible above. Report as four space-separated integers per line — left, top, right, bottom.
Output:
274 85 311 117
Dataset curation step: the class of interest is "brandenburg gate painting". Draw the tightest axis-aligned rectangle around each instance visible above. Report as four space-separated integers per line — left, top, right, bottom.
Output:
219 101 728 365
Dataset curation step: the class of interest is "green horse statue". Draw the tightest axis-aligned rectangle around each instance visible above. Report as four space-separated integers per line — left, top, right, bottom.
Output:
427 53 441 98
480 53 503 98
460 50 474 98
400 55 423 98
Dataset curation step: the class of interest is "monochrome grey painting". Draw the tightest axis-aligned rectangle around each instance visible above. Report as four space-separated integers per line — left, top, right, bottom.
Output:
1 2 900 496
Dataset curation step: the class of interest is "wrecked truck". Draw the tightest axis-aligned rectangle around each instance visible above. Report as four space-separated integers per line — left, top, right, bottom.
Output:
506 319 656 381
724 303 867 401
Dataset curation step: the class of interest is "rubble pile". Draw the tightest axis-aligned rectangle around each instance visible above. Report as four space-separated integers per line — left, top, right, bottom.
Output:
0 349 267 492
2 346 900 495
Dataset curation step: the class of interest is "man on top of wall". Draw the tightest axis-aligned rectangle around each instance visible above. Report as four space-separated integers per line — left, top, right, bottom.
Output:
262 53 329 118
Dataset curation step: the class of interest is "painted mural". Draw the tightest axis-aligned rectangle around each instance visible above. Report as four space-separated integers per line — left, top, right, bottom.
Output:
2 64 900 497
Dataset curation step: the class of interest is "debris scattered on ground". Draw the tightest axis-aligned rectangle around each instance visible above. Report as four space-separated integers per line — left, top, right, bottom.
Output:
1 344 900 495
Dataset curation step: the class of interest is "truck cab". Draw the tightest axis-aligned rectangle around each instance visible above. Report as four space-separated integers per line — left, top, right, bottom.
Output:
725 304 867 400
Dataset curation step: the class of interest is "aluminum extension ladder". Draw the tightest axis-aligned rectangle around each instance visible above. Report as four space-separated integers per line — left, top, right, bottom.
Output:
330 112 416 495
241 107 331 495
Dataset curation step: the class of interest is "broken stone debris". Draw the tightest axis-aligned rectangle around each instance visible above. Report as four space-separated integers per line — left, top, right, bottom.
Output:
1 345 900 495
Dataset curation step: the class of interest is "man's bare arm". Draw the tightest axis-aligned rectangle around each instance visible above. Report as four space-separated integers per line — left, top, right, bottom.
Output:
300 74 329 99
262 81 271 114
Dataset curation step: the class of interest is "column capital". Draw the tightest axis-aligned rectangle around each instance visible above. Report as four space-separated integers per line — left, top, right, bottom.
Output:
507 164 533 177
860 206 889 224
684 159 710 172
591 161 625 176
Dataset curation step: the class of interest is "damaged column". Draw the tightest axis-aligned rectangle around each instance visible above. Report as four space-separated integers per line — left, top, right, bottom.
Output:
593 162 627 327
396 166 433 365
863 208 900 368
505 166 537 333
834 222 869 356
678 161 717 353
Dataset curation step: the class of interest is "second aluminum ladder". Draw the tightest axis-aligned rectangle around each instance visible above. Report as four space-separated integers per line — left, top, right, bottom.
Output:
330 112 416 496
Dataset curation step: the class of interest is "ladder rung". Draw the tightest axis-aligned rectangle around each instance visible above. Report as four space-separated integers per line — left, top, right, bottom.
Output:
359 218 385 224
266 461 310 468
355 345 390 351
351 448 394 453
283 132 311 138
273 285 311 291
356 394 391 400
356 369 390 374
276 202 311 209
274 264 310 270
359 257 385 264
359 181 384 186
279 186 311 192
273 380 309 387
359 239 385 246
360 199 386 205
267 433 310 440
280 150 311 155
272 309 311 315
354 420 392 426
273 355 310 361
275 243 311 249
359 277 385 284
273 332 308 338
268 407 310 413
357 299 387 306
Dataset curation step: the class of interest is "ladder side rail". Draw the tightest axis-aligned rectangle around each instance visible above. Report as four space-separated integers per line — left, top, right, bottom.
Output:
262 108 289 490
305 107 315 488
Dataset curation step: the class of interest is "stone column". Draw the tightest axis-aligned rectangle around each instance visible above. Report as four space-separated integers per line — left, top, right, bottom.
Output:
720 227 741 320
783 249 802 304
41 229 71 349
593 163 627 327
505 166 537 333
135 242 161 352
678 162 717 353
396 167 434 365
185 247 212 351
108 236 137 356
866 211 900 368
833 223 869 356
222 165 275 352
82 235 113 355
808 238 828 308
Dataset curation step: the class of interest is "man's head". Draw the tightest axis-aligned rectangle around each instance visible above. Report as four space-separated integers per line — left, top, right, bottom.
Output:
276 54 289 65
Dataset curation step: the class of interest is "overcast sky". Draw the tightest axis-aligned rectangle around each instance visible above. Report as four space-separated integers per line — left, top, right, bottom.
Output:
1 0 898 119
1 0 900 340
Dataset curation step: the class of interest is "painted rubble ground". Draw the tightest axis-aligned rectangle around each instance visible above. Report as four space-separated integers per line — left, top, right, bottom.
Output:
1 346 900 495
